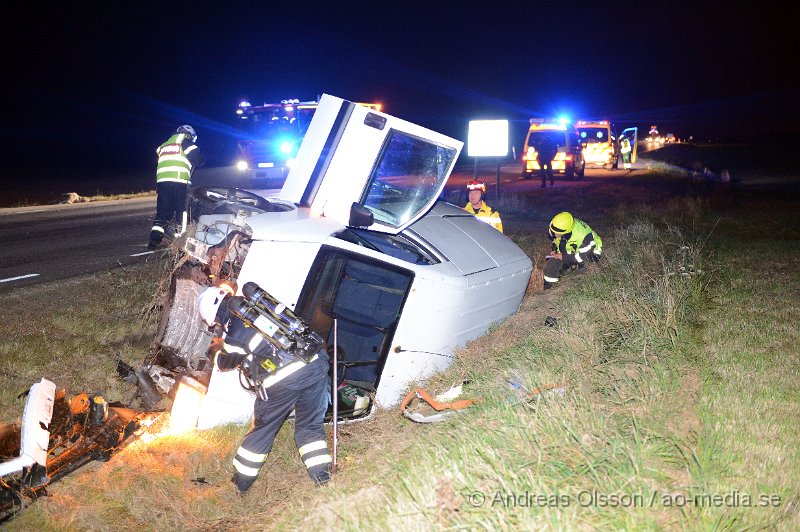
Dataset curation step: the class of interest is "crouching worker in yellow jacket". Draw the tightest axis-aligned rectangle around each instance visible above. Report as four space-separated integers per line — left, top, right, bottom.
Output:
543 211 602 289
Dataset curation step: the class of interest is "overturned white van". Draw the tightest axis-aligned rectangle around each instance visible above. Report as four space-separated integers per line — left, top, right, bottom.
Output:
156 95 532 428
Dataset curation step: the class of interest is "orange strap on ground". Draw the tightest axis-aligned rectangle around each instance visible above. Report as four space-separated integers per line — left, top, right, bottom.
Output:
400 387 479 414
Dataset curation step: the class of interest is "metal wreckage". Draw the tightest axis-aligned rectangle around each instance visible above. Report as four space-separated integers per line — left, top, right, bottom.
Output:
0 95 532 521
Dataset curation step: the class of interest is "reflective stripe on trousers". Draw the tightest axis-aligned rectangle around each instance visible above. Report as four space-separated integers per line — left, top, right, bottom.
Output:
298 439 332 476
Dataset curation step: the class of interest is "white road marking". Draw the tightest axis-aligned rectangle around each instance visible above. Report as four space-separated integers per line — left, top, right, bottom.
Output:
0 273 40 283
130 251 156 257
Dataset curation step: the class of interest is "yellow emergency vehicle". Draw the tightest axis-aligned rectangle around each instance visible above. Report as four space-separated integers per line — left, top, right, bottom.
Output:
521 119 585 180
576 120 617 169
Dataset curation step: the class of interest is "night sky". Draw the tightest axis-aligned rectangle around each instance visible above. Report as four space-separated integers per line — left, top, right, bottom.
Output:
2 2 796 172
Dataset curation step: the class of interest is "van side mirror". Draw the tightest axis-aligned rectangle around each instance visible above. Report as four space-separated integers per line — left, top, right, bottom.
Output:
349 203 374 228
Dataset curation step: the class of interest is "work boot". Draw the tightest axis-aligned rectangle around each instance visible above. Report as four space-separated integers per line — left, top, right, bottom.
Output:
543 281 554 290
147 239 159 251
232 474 255 495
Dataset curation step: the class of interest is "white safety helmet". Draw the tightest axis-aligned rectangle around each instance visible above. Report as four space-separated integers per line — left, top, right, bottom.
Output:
197 285 233 327
177 124 197 142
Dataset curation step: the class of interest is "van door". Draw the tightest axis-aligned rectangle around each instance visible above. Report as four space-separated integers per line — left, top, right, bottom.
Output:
295 246 414 419
280 94 462 235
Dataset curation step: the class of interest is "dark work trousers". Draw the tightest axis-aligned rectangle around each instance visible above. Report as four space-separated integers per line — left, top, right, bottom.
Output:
539 160 554 187
543 247 601 287
149 181 189 246
231 353 331 493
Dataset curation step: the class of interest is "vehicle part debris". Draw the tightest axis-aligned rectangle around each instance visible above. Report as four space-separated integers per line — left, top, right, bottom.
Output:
505 378 566 407
0 380 161 523
400 386 480 423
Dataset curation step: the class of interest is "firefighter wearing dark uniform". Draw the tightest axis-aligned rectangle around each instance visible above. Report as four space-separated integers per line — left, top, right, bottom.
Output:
463 180 503 233
197 286 331 494
148 125 204 250
543 212 603 289
536 136 559 188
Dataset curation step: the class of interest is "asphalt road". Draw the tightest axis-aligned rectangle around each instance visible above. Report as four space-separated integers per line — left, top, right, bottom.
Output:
0 161 641 292
0 197 157 292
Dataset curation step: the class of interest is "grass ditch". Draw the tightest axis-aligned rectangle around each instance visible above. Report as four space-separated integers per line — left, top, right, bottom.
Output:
1 173 798 529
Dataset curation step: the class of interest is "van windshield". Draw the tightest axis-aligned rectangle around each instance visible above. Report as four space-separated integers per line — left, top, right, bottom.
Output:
362 130 456 228
527 131 566 148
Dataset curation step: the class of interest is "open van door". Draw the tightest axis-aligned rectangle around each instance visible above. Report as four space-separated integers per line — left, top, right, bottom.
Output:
279 94 462 234
620 127 639 163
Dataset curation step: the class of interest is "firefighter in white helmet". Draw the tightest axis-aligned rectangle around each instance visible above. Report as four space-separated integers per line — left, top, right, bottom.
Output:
463 179 503 232
543 211 603 289
197 284 332 494
148 125 204 250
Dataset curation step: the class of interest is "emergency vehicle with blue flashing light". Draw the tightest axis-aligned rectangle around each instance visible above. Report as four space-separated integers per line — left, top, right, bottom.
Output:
521 118 585 180
576 120 618 169
235 98 382 181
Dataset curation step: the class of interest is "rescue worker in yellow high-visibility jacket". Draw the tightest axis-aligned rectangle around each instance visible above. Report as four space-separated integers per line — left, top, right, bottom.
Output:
619 135 632 169
463 180 503 233
543 211 603 289
148 125 204 250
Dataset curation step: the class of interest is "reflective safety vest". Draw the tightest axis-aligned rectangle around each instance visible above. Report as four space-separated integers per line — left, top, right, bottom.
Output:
552 218 603 262
620 138 632 154
464 201 503 233
156 133 197 184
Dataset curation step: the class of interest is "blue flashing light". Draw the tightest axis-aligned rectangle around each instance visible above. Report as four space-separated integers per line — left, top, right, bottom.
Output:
557 116 570 127
279 141 294 154
239 100 251 108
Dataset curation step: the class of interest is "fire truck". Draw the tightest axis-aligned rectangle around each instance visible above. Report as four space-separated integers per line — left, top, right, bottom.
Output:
234 98 381 181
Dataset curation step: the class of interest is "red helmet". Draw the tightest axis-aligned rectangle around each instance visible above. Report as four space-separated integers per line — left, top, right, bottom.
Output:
467 180 486 193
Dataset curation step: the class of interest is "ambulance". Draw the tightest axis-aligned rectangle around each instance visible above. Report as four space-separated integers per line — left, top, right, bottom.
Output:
521 119 585 180
576 120 617 169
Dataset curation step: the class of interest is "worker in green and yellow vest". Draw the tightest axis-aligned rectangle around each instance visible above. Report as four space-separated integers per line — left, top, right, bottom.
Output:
619 135 632 169
148 125 204 250
463 180 503 233
543 211 602 289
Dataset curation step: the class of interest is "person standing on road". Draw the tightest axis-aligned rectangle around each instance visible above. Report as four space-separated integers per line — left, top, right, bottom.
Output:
543 211 603 289
148 125 204 250
463 179 503 232
619 135 632 169
197 285 332 494
536 136 558 188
